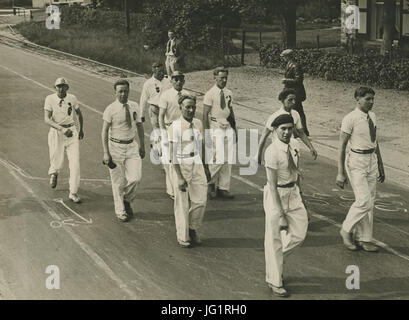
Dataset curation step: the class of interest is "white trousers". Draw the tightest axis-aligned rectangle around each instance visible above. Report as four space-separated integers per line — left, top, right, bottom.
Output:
171 160 207 243
342 152 378 242
108 140 142 217
48 127 80 194
165 55 178 76
263 184 308 287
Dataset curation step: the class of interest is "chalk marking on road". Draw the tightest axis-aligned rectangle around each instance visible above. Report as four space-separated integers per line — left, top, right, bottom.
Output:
0 158 139 299
3 58 409 264
53 198 92 224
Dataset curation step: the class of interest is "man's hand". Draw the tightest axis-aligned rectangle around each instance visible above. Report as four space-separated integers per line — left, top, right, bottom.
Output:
336 173 347 189
78 130 84 140
310 147 318 160
204 165 212 183
178 178 188 192
139 147 145 159
279 215 289 233
378 164 385 183
102 152 112 166
64 128 73 137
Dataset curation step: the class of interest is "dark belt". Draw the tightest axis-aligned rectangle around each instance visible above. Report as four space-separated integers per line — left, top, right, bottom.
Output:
351 148 375 154
60 123 74 128
210 117 217 122
277 181 296 188
109 137 134 144
176 152 197 158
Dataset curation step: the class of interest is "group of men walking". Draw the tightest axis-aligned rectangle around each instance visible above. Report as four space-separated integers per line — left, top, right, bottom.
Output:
43 47 385 298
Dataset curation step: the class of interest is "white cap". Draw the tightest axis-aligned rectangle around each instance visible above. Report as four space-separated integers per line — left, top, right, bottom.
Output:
55 77 69 87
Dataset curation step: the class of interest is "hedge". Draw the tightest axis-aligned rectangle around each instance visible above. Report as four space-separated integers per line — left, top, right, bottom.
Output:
259 43 409 90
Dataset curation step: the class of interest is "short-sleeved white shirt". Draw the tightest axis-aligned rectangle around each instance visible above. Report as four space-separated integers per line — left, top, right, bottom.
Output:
341 108 377 150
168 116 203 160
159 88 189 125
139 75 171 116
203 85 232 120
44 93 79 125
103 99 142 140
264 138 300 185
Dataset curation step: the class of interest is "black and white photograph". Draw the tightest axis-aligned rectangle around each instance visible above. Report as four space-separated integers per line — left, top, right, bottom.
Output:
0 0 408 306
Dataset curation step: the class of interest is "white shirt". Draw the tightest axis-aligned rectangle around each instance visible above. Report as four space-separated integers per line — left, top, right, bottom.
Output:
159 88 189 125
264 138 300 185
103 99 142 141
341 107 377 150
139 75 171 116
44 93 79 125
168 116 204 161
203 85 233 120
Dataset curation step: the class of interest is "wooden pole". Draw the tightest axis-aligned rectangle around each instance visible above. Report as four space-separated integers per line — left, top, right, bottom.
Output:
241 29 246 65
125 0 130 35
317 34 320 49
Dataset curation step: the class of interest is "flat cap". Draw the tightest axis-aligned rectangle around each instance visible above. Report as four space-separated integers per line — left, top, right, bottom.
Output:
280 49 294 57
55 77 69 87
171 71 184 78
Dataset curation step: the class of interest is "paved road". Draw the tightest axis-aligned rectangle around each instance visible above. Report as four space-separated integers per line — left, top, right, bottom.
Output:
0 43 408 300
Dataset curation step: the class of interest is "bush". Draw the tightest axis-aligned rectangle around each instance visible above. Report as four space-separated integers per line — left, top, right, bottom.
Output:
259 43 409 90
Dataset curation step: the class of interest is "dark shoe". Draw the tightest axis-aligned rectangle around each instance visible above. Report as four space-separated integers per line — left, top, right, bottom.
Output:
217 189 235 199
50 174 58 189
117 212 129 222
357 241 379 252
208 184 217 199
124 200 133 216
268 284 290 298
69 193 81 204
178 240 192 248
340 229 358 251
189 228 202 246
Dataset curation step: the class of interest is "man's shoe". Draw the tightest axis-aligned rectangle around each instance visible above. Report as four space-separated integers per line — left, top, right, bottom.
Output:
340 229 358 251
178 240 192 248
117 212 129 222
357 241 379 252
217 189 235 199
268 284 290 298
208 184 217 199
124 200 133 216
50 174 58 189
69 193 81 204
189 228 202 245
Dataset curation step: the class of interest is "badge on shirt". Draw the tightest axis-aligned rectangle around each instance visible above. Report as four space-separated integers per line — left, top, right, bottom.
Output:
133 111 137 121
67 102 72 116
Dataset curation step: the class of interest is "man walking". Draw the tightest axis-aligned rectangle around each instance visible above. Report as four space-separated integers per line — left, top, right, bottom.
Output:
263 113 308 298
159 71 189 200
281 49 310 136
44 77 84 203
337 87 385 252
203 67 236 199
168 94 211 248
102 79 145 222
165 30 184 76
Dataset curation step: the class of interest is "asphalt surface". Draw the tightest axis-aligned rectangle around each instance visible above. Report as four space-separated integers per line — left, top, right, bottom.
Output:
0 43 409 300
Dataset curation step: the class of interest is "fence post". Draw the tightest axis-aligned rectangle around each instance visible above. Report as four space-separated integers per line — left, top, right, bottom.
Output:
241 29 246 65
317 35 320 49
221 26 225 64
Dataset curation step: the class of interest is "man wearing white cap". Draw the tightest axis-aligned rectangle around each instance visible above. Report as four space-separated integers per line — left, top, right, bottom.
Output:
44 77 84 203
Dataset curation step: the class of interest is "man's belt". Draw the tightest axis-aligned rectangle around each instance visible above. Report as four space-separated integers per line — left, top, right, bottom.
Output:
60 123 75 128
176 152 197 158
351 148 375 154
210 117 217 122
109 137 134 144
277 181 296 188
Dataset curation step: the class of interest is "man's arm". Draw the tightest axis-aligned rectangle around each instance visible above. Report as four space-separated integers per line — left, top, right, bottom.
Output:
297 128 317 159
101 120 112 164
203 104 211 130
170 140 187 192
136 122 145 159
158 107 166 131
336 131 351 189
375 142 385 183
257 127 272 165
44 110 64 131
266 167 288 232
75 108 84 139
139 83 149 122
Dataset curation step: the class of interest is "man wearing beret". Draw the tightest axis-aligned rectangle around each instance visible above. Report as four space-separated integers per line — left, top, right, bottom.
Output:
280 49 310 136
44 77 84 203
263 113 308 298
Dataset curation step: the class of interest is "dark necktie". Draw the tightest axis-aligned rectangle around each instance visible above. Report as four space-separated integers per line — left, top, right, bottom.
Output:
124 103 131 128
220 90 226 109
288 145 301 177
167 40 172 54
367 114 376 142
